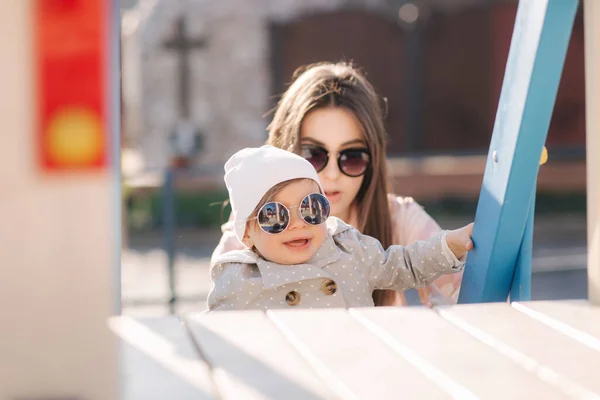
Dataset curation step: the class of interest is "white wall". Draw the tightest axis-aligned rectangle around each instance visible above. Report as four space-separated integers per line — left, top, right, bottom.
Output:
0 1 118 398
585 0 600 306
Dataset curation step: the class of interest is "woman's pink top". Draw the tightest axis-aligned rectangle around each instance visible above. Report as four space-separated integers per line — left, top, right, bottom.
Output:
210 194 463 307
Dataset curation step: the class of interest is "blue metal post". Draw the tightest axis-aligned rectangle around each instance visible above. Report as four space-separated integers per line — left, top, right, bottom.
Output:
163 168 176 313
510 193 534 301
458 0 577 303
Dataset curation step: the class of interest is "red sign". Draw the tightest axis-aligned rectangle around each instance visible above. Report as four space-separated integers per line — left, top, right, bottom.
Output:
35 0 109 171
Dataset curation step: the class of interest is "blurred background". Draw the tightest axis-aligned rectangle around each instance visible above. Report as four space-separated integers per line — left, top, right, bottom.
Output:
119 0 588 316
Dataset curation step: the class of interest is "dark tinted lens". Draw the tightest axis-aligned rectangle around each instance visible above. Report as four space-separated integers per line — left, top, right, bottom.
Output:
299 193 330 225
257 202 289 234
339 149 370 177
301 146 328 172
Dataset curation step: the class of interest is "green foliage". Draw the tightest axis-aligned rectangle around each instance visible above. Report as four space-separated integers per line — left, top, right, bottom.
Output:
126 188 231 231
125 188 586 232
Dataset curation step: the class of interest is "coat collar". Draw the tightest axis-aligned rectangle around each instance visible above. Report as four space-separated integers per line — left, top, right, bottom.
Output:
212 217 352 289
256 234 340 289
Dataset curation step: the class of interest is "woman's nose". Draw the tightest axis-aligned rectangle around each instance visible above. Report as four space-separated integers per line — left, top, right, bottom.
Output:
321 155 341 181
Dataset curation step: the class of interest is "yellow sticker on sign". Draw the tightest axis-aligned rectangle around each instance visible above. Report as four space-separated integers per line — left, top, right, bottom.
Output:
44 107 105 167
540 146 548 166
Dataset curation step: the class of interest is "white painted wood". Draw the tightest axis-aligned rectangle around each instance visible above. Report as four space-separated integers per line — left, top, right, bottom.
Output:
185 311 332 400
354 306 566 399
439 303 600 398
512 301 600 351
585 0 600 305
117 302 600 398
268 308 453 400
0 2 117 399
111 316 216 399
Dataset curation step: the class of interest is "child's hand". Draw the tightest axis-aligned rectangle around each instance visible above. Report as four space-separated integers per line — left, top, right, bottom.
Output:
446 223 474 259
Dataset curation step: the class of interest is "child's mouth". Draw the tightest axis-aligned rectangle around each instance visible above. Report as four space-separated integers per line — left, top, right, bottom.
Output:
284 238 310 249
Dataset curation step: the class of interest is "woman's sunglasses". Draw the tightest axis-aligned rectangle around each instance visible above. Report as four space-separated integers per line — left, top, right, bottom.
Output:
301 145 371 177
251 193 330 234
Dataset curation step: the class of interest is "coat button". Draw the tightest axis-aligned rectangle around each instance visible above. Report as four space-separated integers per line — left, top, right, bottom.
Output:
322 279 337 295
285 290 300 306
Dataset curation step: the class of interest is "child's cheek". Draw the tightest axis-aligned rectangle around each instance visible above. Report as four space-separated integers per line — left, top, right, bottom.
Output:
313 224 328 247
247 225 267 250
255 227 284 256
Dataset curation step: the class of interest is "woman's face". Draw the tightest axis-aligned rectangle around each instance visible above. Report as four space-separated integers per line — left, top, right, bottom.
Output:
299 107 367 222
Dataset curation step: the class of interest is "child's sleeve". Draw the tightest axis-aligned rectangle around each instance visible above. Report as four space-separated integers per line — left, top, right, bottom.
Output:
351 229 465 292
207 263 258 311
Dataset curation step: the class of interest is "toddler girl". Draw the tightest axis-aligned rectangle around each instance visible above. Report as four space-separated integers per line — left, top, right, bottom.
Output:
208 146 473 311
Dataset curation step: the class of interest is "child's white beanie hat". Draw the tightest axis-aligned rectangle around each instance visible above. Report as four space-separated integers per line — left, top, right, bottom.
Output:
224 145 323 244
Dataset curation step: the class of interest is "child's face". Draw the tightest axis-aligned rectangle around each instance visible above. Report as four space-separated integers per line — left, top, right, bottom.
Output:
246 179 328 265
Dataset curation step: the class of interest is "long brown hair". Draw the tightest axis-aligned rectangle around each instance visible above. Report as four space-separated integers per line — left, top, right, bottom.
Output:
266 61 393 253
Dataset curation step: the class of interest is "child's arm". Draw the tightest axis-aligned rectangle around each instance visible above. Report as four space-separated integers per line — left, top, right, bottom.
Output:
348 224 473 292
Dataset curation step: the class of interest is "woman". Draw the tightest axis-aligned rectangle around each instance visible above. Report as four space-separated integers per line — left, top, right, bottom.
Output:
212 61 462 306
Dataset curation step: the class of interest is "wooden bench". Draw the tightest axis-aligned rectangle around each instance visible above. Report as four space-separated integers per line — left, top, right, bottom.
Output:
114 300 600 399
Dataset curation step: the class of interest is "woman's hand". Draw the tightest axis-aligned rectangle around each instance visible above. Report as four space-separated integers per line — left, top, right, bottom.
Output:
446 223 474 259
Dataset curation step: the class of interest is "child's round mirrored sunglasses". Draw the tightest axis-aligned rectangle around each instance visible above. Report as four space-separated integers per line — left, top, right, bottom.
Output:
301 145 371 177
252 193 330 234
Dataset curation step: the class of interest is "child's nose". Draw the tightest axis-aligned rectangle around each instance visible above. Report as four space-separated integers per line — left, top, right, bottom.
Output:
287 209 306 230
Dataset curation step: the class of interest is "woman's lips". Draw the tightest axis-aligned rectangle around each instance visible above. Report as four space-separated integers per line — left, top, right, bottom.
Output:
325 191 342 203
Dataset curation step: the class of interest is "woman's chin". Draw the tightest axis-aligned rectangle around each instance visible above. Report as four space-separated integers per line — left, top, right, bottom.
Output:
329 204 350 222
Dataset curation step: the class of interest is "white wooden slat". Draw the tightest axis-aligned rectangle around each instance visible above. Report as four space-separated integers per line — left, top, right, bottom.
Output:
438 303 600 398
184 311 333 400
512 301 600 352
354 306 567 400
268 308 454 400
110 316 216 400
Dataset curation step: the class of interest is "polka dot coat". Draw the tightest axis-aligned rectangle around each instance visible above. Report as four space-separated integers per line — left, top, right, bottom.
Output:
207 217 464 311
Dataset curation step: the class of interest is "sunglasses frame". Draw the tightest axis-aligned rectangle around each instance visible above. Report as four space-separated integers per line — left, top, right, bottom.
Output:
301 145 371 177
251 192 330 235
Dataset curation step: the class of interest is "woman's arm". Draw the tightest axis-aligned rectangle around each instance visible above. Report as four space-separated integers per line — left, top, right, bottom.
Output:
390 195 465 306
210 214 245 265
